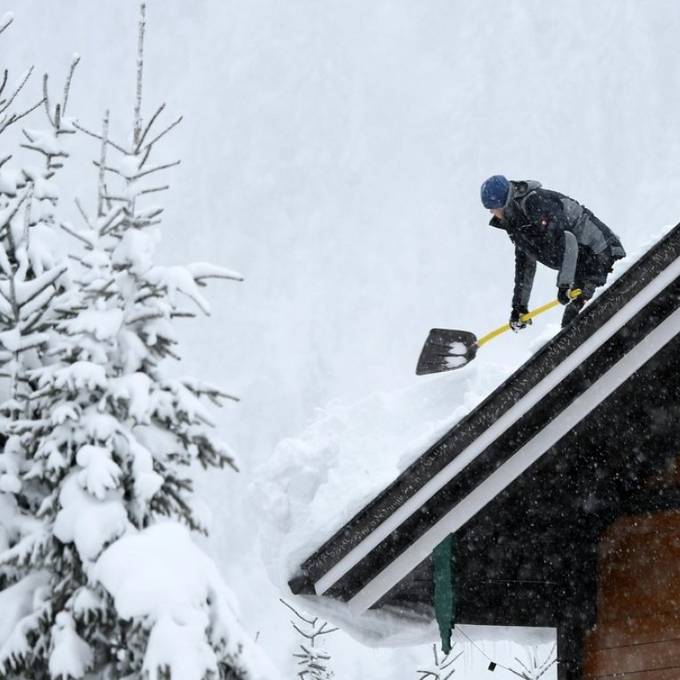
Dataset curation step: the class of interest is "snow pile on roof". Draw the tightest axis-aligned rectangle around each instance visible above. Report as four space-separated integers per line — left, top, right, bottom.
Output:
93 521 281 680
591 224 672 295
249 225 668 647
250 363 513 594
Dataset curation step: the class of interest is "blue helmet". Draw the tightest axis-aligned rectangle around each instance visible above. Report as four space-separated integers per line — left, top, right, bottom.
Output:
480 175 510 209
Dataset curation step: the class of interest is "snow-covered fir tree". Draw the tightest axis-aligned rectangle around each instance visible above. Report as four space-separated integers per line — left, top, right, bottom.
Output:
0 9 78 417
0 5 276 679
0 6 79 618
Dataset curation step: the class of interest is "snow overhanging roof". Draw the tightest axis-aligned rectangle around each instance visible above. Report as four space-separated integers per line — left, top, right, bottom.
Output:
290 221 680 617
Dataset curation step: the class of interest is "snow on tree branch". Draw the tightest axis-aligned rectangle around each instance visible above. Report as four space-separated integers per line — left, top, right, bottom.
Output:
72 121 127 155
0 3 266 679
281 599 337 680
0 12 13 36
507 644 557 680
133 1 146 147
0 61 45 136
416 643 462 680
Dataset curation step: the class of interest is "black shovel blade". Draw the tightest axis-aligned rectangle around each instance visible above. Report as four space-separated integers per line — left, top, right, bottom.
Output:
415 328 479 375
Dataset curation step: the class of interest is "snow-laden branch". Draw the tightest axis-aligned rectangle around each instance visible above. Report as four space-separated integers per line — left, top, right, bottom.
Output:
0 191 29 232
61 53 80 119
93 157 180 183
99 207 126 236
97 111 110 217
74 197 93 230
133 2 147 147
21 129 68 158
60 221 95 249
416 643 462 680
41 73 55 128
506 644 556 680
0 62 44 136
22 287 62 334
135 102 165 151
0 66 33 116
0 97 45 136
282 600 337 680
140 115 183 156
0 12 13 37
38 53 80 138
138 186 168 197
131 159 180 180
180 377 240 404
12 266 67 311
72 122 127 155
186 262 244 284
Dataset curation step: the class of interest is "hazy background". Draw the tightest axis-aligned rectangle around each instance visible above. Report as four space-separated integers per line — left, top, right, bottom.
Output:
3 1 680 676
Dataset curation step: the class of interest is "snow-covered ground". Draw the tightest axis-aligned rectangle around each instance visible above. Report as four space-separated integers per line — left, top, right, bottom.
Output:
4 1 680 677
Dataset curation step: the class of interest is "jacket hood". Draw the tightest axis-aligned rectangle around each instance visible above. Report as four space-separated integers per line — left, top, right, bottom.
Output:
507 179 542 203
488 180 542 230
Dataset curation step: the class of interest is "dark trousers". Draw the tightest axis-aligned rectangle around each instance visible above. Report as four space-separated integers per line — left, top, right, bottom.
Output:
561 250 618 327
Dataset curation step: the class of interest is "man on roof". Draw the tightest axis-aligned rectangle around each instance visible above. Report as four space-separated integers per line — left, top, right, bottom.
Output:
481 175 626 329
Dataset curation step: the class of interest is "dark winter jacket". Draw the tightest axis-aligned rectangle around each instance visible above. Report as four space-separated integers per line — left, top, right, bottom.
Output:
489 180 626 308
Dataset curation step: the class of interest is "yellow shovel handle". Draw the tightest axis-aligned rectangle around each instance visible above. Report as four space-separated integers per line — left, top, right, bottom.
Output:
477 289 582 348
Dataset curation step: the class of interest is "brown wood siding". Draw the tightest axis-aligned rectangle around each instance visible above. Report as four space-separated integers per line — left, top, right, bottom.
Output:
584 510 680 679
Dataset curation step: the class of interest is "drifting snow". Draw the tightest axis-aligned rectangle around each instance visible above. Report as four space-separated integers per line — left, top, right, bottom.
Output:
250 363 512 624
249 361 564 649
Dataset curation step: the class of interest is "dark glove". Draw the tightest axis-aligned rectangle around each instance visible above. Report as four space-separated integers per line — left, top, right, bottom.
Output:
557 286 572 305
509 306 531 332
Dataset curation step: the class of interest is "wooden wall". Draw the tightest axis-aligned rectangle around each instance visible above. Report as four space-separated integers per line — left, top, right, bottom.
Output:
583 510 680 679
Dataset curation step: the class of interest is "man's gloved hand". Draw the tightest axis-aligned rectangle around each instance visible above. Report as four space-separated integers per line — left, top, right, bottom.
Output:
509 306 531 332
557 286 572 305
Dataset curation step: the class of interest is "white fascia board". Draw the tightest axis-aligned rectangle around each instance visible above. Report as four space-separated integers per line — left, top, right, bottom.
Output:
315 256 680 598
348 303 680 613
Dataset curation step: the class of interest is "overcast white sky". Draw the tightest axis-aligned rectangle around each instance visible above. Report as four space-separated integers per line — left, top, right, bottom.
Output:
4 1 680 676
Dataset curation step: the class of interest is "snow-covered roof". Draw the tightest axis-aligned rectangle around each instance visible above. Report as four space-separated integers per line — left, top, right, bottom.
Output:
289 220 680 619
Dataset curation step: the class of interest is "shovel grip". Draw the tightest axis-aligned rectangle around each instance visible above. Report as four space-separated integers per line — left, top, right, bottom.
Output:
476 288 582 347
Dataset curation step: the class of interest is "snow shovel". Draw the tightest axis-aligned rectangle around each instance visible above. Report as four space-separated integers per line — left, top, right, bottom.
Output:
415 289 582 375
